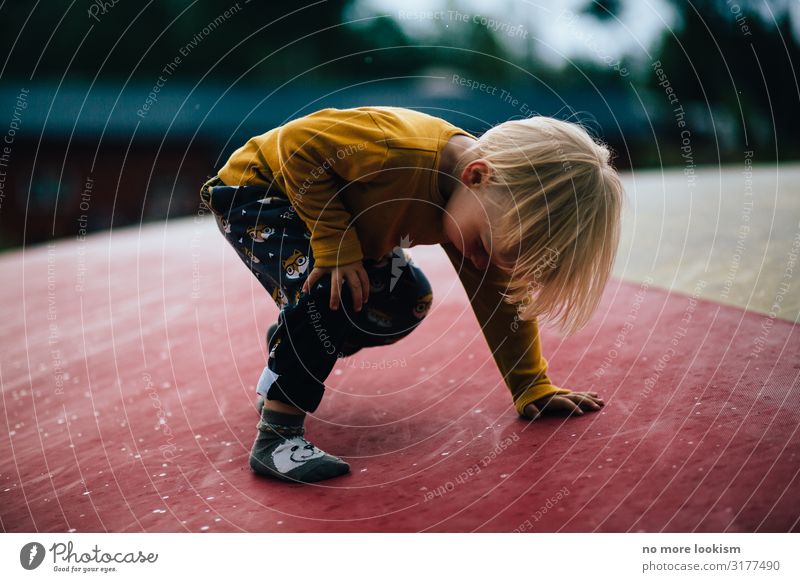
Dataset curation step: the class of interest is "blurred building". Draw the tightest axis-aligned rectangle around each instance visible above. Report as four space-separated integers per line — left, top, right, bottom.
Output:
0 79 646 249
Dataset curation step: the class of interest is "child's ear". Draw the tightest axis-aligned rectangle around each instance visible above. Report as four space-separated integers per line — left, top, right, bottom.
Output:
463 159 492 187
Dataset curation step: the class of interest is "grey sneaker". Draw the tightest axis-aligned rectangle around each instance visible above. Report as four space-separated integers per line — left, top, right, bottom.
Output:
249 409 350 484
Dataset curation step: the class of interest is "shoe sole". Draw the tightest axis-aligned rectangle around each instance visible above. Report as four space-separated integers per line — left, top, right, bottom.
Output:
249 457 351 483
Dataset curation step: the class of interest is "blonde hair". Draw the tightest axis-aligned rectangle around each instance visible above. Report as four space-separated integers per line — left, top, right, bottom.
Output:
454 116 624 337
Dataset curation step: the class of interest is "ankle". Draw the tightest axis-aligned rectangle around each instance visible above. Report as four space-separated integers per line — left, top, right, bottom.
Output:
258 407 306 437
265 398 305 416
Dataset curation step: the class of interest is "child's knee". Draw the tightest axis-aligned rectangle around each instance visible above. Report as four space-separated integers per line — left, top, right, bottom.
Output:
304 272 355 309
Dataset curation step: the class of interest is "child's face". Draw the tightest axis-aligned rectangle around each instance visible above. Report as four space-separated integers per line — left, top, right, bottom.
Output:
443 160 513 271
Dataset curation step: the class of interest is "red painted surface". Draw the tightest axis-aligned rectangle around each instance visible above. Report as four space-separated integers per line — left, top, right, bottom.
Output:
2 218 798 532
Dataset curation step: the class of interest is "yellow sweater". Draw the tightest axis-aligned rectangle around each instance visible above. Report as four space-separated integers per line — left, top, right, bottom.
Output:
218 106 570 415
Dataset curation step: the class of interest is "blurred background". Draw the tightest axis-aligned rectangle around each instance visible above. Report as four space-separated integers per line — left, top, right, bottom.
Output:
0 0 797 249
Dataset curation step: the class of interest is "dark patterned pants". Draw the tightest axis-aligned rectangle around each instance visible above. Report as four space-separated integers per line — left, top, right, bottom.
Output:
200 176 433 412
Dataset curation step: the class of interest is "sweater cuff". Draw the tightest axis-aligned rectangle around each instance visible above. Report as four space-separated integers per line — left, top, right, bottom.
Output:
310 230 364 268
514 383 573 417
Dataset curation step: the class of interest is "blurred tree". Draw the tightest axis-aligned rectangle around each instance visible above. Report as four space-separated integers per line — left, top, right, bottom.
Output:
324 15 414 80
582 0 623 21
655 0 799 159
0 0 412 83
1 0 795 162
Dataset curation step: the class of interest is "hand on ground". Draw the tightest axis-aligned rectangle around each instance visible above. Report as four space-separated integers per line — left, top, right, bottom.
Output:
302 260 370 312
522 391 605 420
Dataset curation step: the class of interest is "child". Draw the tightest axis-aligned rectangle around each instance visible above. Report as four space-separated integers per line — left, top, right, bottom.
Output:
200 106 622 484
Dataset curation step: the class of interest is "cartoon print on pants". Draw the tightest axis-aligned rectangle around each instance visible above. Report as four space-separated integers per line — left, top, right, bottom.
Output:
369 273 386 293
413 292 433 319
271 436 325 473
247 225 276 243
271 286 289 308
283 249 309 280
256 196 283 205
240 246 260 264
373 255 391 268
269 336 282 359
366 306 393 328
203 175 436 414
218 217 231 234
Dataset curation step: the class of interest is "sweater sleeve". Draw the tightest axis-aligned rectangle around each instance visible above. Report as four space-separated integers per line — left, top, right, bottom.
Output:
218 108 389 268
441 242 572 416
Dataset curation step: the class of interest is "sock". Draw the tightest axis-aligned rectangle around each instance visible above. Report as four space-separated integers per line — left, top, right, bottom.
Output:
249 407 350 483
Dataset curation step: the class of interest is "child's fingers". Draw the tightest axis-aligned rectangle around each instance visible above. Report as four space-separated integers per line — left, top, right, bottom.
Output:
304 269 321 294
330 272 341 310
356 266 370 304
588 392 604 405
574 391 604 406
344 271 363 312
569 402 585 416
578 397 601 411
556 397 583 416
523 403 540 419
569 393 601 411
588 394 605 406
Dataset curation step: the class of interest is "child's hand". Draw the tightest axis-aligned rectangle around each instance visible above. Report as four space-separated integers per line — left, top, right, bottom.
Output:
303 260 370 312
522 391 605 420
